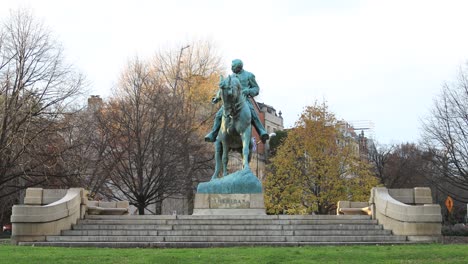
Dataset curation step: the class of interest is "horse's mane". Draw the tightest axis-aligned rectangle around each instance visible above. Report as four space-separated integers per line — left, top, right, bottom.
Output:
220 75 241 89
220 75 244 101
220 75 246 122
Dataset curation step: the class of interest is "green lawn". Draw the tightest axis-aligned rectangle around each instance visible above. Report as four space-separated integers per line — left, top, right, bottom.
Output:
0 243 467 264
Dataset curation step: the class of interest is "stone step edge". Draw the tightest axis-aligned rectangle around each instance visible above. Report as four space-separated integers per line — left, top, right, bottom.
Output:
46 235 407 241
77 220 379 225
72 224 385 229
18 241 419 248
73 225 382 231
61 230 393 237
84 215 372 220
63 229 392 234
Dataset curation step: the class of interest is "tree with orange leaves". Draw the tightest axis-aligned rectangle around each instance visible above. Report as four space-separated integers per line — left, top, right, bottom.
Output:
264 102 379 215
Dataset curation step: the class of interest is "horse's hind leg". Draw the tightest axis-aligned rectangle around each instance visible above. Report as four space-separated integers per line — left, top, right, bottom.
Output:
211 141 222 180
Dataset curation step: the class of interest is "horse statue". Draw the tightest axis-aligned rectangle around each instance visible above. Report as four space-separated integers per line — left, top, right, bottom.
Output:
211 75 252 179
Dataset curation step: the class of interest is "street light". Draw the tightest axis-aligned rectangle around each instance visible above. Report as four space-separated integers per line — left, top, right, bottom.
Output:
173 45 190 94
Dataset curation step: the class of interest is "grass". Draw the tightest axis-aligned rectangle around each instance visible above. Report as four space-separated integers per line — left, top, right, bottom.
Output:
0 243 467 263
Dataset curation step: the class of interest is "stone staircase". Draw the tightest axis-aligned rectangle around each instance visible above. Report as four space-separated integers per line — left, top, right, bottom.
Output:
19 214 408 248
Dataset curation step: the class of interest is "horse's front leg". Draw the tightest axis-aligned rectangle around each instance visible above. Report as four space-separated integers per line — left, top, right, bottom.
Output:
221 140 229 176
211 140 222 180
241 125 252 170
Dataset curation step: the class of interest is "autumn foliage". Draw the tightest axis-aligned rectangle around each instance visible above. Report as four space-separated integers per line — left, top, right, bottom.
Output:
264 102 379 215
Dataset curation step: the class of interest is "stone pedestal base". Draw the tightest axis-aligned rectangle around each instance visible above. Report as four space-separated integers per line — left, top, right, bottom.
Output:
197 169 262 194
192 193 266 215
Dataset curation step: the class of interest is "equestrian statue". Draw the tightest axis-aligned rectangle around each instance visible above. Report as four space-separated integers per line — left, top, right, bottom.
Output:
197 59 267 194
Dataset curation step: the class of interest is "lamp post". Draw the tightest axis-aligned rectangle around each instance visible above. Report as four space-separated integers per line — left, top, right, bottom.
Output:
173 45 190 94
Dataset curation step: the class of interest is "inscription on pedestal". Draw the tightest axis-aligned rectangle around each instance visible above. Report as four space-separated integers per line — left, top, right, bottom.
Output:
209 194 250 209
193 193 266 215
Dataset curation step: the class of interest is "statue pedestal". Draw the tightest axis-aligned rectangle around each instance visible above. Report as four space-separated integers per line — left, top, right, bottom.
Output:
194 168 265 215
192 193 265 215
196 168 262 194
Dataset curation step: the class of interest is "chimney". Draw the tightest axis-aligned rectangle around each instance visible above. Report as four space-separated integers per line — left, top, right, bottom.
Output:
87 95 103 112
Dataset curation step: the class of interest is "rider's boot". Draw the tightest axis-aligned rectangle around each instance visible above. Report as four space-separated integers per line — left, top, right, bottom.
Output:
251 109 269 143
205 114 222 142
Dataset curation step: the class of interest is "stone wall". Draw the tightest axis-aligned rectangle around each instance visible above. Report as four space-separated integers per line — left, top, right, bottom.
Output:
10 188 87 244
370 187 442 241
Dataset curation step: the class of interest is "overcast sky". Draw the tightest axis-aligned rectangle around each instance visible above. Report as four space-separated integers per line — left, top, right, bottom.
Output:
2 0 468 145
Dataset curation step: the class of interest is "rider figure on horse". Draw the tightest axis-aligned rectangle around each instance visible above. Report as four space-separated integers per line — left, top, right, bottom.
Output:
205 59 270 143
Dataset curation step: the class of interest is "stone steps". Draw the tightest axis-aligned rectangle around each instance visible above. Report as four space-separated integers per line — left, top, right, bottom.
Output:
77 219 379 225
19 241 414 248
83 214 370 220
44 235 406 243
62 229 392 236
72 224 384 231
18 214 409 247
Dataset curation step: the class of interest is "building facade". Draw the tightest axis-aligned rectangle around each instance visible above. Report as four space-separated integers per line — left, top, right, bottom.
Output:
250 100 284 180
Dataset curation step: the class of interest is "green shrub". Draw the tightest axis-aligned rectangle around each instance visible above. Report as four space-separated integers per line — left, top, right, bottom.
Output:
442 224 468 236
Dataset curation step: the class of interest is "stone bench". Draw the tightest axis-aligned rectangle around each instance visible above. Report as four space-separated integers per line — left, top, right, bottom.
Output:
337 201 371 215
86 201 129 215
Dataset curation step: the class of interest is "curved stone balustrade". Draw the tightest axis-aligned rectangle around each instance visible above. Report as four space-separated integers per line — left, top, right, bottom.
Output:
11 188 87 244
369 187 442 241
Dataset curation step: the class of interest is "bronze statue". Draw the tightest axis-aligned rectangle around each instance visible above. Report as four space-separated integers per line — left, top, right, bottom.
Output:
198 59 266 193
205 59 269 143
211 75 252 179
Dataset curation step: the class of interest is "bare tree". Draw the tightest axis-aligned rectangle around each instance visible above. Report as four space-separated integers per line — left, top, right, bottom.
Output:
0 9 84 199
97 41 224 214
97 58 179 214
46 103 111 196
152 41 224 212
369 142 442 189
422 65 468 202
368 143 393 184
384 143 430 188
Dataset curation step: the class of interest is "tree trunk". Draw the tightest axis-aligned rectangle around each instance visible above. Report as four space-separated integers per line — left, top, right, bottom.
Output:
138 205 145 215
155 200 162 215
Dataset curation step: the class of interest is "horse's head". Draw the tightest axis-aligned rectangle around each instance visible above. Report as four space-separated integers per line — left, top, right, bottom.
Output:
219 75 242 117
219 75 241 98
